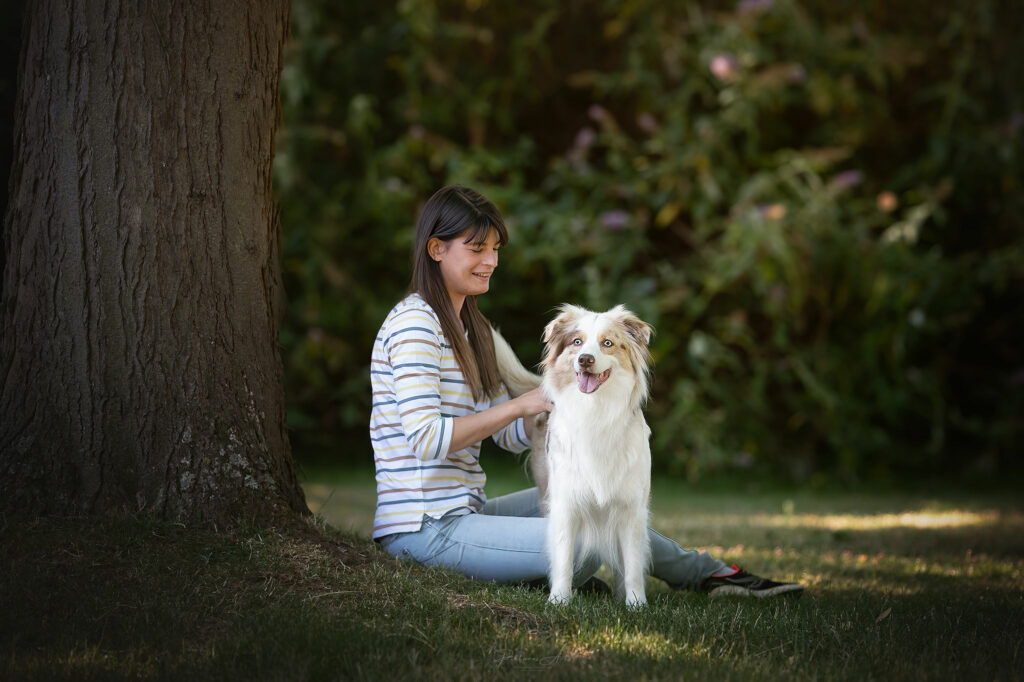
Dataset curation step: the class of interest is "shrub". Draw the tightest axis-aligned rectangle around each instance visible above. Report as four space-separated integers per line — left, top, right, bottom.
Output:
275 0 1023 481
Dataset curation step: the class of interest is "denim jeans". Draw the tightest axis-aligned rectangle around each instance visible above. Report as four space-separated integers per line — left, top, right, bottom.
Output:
378 487 726 591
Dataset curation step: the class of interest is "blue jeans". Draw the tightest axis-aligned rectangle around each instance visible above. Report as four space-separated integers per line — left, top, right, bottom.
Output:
378 487 726 591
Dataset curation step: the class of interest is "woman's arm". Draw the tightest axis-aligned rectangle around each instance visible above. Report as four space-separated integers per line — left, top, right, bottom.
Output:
448 387 551 454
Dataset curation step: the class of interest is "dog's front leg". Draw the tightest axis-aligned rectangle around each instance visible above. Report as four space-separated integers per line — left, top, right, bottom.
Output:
617 516 650 608
546 504 576 605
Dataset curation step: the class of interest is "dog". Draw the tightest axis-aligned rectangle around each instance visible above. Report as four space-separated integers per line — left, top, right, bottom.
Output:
493 304 654 607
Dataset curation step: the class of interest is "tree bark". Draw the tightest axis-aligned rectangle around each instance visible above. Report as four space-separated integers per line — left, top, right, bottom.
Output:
0 0 308 522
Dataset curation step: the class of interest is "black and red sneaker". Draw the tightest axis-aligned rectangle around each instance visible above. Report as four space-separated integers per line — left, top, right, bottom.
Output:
700 564 805 599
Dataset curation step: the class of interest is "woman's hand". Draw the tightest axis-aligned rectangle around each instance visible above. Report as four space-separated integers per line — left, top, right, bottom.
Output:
515 387 553 418
448 387 552 454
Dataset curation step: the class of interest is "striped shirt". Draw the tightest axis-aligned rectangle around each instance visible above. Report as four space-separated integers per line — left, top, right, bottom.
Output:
370 293 530 539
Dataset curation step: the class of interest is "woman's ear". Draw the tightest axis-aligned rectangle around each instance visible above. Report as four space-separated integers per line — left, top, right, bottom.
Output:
427 237 448 262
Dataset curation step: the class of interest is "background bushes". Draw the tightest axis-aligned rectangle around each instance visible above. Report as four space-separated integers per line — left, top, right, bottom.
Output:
274 0 1023 482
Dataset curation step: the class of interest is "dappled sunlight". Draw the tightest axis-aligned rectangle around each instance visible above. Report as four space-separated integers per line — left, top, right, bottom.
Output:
653 503 1024 555
560 627 682 664
302 482 375 536
303 483 335 512
299 470 1024 603
750 509 1006 531
652 503 1024 598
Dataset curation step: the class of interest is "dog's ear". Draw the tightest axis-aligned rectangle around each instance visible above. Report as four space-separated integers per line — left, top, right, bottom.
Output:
542 304 584 366
614 306 653 347
542 305 583 344
613 307 654 404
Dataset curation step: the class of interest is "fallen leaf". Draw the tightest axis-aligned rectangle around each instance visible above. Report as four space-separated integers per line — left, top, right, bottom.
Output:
876 607 892 623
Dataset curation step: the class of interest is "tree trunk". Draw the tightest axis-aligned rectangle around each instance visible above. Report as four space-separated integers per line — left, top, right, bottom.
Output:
0 0 308 522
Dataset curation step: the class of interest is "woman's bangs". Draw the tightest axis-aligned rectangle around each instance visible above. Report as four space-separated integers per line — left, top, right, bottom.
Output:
462 218 508 247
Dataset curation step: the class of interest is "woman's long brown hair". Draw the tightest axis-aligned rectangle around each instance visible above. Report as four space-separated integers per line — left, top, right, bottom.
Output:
409 186 509 402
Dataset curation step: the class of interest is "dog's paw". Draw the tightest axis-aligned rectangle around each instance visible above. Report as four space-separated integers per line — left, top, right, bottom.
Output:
625 592 647 609
548 590 572 606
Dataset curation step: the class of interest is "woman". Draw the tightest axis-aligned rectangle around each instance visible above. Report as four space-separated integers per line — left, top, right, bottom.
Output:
370 185 803 598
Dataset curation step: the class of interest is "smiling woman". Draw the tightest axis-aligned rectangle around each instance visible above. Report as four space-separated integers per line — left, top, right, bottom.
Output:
428 228 501 306
407 186 515 405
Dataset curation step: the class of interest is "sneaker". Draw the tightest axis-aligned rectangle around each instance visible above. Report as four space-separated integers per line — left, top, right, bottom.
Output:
701 564 804 599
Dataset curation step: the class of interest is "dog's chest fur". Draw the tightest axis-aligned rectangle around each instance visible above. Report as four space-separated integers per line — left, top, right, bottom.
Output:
546 417 650 509
544 379 652 509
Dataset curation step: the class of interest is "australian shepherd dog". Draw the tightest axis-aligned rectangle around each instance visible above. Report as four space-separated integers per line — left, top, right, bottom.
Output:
493 304 654 607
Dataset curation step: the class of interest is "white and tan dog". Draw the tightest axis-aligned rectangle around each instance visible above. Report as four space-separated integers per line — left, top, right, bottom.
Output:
493 304 654 607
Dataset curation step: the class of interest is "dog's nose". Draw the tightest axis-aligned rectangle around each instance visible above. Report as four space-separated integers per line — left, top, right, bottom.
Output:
578 354 595 369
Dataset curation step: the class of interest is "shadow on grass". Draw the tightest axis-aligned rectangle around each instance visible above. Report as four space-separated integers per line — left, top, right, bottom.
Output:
3 474 1022 680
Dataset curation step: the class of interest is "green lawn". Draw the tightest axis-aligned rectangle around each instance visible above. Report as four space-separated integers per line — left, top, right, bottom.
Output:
3 461 1022 680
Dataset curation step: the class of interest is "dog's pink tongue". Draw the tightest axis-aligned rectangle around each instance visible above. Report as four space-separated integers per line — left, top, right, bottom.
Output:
577 372 600 394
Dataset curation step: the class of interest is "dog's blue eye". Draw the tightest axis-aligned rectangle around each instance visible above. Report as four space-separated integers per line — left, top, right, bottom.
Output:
573 338 582 345
603 340 613 347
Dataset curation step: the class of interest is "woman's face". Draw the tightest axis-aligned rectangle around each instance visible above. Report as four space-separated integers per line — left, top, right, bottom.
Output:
429 228 500 307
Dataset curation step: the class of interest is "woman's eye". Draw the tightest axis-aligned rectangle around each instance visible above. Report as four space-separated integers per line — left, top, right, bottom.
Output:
603 339 613 347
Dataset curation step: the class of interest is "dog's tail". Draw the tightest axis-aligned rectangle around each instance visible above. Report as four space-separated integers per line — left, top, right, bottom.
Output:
492 326 549 499
491 326 542 397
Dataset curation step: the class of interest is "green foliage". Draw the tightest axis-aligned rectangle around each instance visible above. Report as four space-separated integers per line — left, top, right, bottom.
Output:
275 0 1024 480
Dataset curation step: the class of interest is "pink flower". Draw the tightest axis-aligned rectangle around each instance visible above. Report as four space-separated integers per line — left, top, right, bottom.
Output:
710 54 739 81
599 210 630 230
786 64 807 84
829 170 863 192
636 112 659 134
876 191 898 212
588 104 609 122
573 127 596 150
737 0 774 15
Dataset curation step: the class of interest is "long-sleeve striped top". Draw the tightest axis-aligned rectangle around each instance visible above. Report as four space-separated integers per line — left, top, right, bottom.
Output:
369 293 530 540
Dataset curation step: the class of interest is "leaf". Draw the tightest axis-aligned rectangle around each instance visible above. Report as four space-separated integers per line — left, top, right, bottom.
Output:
876 608 892 623
655 202 683 228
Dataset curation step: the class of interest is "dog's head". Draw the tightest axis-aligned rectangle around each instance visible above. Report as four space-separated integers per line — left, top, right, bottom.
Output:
542 304 653 403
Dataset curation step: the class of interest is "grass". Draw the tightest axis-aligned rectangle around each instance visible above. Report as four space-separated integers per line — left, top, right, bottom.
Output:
3 459 1022 681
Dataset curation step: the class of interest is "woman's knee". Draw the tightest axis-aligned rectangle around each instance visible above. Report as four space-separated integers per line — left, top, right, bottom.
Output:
483 487 542 517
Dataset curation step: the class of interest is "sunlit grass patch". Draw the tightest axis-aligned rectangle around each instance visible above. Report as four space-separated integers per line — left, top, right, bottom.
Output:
564 624 680 661
300 469 376 536
748 508 1006 530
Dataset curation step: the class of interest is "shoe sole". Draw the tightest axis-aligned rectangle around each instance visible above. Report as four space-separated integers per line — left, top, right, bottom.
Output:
708 584 805 599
